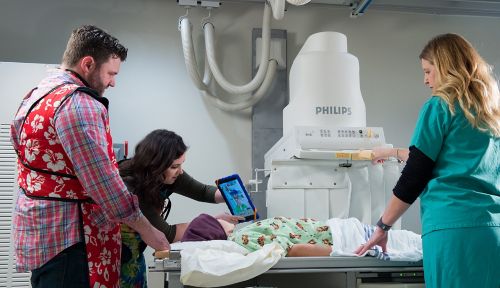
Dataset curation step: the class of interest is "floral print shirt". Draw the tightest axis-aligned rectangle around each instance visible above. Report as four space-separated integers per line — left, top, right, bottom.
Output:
10 69 142 271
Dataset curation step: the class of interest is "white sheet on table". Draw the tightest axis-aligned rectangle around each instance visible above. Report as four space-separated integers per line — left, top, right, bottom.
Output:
326 217 422 261
173 218 422 287
177 240 283 287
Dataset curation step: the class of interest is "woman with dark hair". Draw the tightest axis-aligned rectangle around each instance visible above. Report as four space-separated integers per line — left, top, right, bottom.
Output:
118 129 241 288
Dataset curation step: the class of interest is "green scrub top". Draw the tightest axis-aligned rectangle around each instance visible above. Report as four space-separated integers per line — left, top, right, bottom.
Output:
410 96 500 235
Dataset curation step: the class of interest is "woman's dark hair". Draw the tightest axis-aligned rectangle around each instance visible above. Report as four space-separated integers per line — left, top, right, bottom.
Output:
119 129 187 211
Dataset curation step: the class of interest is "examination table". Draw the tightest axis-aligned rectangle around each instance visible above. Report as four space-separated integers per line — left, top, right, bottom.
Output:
150 250 424 288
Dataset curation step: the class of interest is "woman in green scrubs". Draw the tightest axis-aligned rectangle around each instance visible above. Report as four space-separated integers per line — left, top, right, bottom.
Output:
357 33 500 288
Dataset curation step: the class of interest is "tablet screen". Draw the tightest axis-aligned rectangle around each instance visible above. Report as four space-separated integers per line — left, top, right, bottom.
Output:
217 177 255 218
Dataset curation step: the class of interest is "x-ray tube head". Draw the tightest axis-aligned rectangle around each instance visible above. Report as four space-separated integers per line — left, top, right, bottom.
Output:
283 32 366 135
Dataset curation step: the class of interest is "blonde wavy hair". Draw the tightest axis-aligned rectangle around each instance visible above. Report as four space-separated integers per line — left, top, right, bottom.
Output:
419 33 500 137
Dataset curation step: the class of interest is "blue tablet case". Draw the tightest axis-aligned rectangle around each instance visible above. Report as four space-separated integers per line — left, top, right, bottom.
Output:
215 174 259 222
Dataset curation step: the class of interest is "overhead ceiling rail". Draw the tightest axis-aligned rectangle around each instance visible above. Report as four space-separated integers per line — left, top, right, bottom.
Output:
230 0 500 17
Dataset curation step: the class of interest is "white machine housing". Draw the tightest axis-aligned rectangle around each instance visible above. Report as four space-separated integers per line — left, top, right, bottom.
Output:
264 126 386 172
283 31 366 135
265 32 402 227
266 160 401 226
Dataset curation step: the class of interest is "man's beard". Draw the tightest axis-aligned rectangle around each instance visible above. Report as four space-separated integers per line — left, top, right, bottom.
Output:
88 70 106 96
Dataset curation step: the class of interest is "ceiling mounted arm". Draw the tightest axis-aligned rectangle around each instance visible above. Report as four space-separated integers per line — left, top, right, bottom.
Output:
177 0 310 111
351 0 373 17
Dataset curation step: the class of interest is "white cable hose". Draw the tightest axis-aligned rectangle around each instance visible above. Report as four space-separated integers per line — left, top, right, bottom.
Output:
202 51 212 85
287 0 311 5
181 16 276 111
181 17 276 111
203 2 275 94
179 2 277 110
180 17 211 90
271 0 311 20
269 0 285 20
202 59 278 111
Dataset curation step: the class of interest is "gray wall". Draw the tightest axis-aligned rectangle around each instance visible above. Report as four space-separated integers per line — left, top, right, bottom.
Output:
2 0 500 234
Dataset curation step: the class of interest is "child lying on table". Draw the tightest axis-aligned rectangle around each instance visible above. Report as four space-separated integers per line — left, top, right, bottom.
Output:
181 214 422 260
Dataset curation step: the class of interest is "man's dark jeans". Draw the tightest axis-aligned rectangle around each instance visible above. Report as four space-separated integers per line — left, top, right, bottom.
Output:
31 242 89 288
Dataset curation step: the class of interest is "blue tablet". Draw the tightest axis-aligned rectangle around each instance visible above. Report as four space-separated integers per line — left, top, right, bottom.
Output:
215 174 259 222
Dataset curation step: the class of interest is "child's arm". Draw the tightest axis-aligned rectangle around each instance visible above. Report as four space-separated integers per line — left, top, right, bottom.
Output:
287 244 332 257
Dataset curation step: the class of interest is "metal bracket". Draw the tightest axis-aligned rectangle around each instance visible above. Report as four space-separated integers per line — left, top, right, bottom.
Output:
201 8 213 28
351 0 372 17
177 0 220 8
178 7 191 31
201 0 220 8
248 168 272 193
339 160 352 168
177 0 197 7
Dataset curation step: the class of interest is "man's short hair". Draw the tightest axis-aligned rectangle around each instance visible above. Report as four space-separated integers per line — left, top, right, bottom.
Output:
62 25 128 67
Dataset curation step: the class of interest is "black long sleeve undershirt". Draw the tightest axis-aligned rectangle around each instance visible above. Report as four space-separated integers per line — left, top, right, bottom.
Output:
393 145 436 204
125 171 217 243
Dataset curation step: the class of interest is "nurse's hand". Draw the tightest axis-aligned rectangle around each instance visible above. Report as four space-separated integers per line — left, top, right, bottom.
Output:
371 146 393 164
354 227 388 256
214 212 244 224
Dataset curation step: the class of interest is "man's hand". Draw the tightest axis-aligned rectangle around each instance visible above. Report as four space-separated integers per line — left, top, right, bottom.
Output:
140 224 171 251
125 215 170 251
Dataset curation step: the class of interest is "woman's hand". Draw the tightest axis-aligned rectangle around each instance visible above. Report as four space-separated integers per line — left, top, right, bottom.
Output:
217 219 236 236
214 212 244 224
371 146 394 164
354 227 388 255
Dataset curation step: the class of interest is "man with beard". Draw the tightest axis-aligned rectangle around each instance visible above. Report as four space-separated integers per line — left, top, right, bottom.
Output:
10 25 170 288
